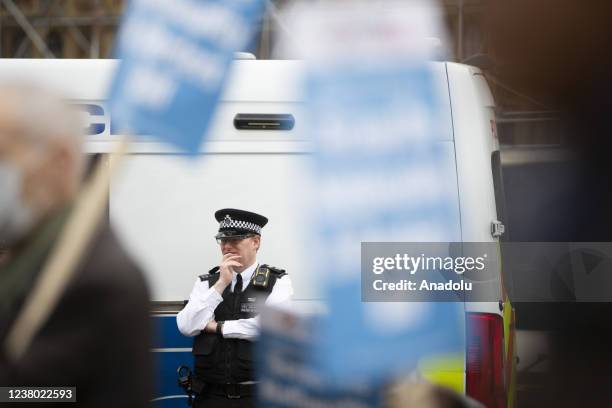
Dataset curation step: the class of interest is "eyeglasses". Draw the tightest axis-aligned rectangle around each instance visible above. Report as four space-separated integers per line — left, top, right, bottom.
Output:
215 234 255 245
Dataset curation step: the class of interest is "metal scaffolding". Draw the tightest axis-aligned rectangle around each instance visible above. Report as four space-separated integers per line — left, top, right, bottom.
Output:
0 0 489 61
0 0 121 59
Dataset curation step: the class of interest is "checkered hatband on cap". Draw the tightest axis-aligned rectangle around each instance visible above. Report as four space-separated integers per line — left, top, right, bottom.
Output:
219 215 262 235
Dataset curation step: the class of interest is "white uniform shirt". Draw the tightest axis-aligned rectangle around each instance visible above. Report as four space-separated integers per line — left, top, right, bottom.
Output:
176 260 293 340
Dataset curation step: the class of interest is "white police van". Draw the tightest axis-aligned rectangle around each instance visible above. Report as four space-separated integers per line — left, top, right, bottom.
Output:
0 58 515 408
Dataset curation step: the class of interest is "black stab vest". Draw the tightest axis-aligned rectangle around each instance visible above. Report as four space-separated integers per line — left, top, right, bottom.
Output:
192 266 282 384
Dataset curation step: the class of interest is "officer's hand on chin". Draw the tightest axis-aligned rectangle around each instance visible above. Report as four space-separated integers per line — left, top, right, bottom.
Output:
213 253 242 294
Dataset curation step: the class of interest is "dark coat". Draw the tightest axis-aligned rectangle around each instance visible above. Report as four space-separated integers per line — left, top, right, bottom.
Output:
0 216 153 408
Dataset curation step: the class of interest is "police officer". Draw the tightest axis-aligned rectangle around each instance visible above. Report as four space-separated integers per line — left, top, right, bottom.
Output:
177 208 293 407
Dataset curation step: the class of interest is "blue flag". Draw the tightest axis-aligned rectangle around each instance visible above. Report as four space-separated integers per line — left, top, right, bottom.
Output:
109 0 265 154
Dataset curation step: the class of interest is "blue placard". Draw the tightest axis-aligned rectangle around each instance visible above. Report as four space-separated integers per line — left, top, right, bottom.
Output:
108 0 265 154
291 2 466 383
305 62 465 382
257 309 384 407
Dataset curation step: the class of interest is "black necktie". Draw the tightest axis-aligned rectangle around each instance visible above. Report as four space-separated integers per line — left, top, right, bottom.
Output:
233 274 243 310
234 273 243 294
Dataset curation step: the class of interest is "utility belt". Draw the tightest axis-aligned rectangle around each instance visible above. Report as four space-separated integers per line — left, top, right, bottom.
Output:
178 365 256 404
192 377 256 399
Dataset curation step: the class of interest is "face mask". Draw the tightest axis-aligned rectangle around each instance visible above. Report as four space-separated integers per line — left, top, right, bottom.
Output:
0 161 36 246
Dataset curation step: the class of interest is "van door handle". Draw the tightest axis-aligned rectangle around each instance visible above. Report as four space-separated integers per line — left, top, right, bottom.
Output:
234 114 295 130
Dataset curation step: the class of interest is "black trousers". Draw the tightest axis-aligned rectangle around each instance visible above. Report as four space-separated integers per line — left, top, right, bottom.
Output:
194 393 255 408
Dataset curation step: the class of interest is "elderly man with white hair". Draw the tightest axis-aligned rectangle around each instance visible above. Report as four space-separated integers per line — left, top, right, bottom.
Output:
0 85 152 407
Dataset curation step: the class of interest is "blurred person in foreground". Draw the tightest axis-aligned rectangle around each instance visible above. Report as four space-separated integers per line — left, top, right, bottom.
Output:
0 84 152 407
177 208 293 407
487 2 612 406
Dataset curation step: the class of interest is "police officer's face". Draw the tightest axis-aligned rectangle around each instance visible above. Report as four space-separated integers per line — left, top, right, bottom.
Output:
219 235 260 271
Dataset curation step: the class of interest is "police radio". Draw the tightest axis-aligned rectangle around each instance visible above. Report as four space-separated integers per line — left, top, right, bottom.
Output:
251 265 270 289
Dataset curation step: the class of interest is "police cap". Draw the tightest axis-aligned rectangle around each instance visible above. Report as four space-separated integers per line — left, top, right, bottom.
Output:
214 208 268 239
